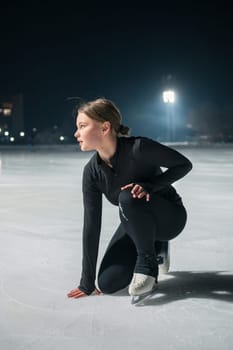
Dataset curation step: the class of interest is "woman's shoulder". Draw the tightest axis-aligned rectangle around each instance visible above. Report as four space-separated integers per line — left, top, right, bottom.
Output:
120 135 159 150
119 136 161 160
119 135 155 146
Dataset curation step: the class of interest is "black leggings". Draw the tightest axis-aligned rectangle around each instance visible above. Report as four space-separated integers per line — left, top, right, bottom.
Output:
97 189 187 294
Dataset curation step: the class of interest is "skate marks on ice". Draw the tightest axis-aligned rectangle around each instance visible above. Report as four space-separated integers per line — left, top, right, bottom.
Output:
129 271 233 307
0 265 69 312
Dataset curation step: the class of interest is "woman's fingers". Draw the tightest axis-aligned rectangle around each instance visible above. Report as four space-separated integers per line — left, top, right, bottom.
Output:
121 183 134 190
121 183 150 201
121 183 142 195
74 291 87 299
67 288 87 298
67 287 82 296
138 189 150 201
131 184 142 196
67 287 103 299
131 184 146 199
137 191 146 198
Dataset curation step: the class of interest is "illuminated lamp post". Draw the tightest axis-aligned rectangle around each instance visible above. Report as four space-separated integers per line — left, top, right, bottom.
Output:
163 90 175 142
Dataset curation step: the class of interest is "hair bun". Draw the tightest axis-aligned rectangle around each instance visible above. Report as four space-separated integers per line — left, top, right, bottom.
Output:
119 124 130 135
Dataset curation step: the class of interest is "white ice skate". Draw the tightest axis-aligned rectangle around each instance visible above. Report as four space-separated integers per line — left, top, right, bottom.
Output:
128 273 158 305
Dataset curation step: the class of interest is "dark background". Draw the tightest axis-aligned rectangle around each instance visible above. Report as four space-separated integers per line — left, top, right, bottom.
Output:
1 1 233 141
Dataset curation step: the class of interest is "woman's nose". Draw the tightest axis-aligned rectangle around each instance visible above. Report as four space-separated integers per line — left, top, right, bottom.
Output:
74 129 79 138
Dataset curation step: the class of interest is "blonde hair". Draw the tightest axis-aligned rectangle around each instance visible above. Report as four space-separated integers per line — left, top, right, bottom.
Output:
77 98 130 136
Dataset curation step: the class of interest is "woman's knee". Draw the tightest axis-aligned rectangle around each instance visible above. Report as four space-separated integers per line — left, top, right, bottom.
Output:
97 277 117 294
98 273 128 294
118 189 134 206
118 190 137 222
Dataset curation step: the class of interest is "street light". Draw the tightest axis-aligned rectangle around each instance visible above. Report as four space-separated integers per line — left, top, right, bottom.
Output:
163 90 176 141
163 90 175 104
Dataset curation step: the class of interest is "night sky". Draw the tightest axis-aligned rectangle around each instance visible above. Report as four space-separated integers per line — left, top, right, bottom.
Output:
1 1 233 138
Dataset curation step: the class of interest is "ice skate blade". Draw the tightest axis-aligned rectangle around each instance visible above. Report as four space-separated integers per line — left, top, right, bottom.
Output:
131 284 158 306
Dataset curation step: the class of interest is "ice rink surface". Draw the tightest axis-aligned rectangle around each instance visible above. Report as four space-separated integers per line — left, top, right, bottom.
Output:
0 143 233 350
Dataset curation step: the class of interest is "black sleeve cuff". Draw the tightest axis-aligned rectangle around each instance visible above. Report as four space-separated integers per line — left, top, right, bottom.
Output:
136 182 154 194
78 284 95 296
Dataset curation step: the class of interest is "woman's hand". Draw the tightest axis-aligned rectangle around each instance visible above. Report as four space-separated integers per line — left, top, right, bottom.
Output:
67 287 102 299
121 183 150 202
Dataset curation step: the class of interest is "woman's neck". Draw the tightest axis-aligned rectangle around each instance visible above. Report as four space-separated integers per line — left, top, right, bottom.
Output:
97 136 117 166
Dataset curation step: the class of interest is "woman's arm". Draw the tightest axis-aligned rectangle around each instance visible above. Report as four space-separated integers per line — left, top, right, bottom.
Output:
135 137 192 193
78 188 103 294
68 162 103 298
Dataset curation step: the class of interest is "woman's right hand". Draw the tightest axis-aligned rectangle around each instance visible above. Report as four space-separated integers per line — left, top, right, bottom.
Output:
67 287 102 299
121 183 150 201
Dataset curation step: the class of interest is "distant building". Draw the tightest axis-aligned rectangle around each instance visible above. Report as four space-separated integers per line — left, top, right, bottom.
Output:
0 93 24 137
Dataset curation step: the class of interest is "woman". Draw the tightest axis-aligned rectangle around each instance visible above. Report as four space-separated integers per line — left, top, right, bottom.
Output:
67 98 192 303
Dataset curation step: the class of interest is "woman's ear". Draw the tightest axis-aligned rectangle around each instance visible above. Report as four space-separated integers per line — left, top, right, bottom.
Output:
102 121 111 134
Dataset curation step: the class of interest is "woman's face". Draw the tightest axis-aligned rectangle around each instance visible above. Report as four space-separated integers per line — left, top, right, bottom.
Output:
74 112 105 151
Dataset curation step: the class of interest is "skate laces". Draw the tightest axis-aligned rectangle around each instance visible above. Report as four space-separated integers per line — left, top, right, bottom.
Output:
132 273 149 288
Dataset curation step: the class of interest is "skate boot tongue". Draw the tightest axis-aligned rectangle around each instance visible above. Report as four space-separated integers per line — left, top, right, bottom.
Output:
129 273 156 292
131 273 150 288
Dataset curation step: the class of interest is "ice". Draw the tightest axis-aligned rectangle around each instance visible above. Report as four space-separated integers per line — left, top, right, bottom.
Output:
0 144 233 350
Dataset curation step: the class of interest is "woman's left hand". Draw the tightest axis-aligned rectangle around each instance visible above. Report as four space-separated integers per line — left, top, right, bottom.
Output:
121 183 150 202
67 287 102 299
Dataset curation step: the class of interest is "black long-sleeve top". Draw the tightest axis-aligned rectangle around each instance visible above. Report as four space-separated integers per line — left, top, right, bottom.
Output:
78 136 192 294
